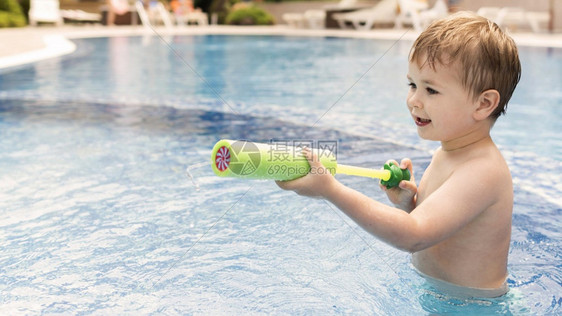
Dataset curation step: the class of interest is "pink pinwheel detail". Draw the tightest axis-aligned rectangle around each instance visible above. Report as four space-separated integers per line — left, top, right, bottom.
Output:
215 146 230 171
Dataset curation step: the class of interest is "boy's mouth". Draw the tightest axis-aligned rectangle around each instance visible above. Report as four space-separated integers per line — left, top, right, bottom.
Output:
415 116 432 127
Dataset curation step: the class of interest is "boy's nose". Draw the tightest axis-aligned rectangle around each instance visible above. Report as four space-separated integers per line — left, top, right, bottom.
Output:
407 93 423 109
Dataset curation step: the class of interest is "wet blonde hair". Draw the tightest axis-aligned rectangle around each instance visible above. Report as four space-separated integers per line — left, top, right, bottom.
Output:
410 11 521 120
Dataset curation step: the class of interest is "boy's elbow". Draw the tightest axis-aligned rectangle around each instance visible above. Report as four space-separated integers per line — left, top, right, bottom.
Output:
400 241 429 253
395 239 428 253
393 221 433 253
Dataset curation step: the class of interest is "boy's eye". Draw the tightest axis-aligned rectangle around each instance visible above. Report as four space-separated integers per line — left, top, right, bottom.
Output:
426 87 438 95
408 82 416 89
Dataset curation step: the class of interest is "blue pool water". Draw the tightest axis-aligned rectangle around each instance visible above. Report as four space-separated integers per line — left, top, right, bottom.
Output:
0 35 560 314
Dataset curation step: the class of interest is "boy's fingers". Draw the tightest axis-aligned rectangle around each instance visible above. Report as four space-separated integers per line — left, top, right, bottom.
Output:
276 177 304 191
275 180 286 190
399 179 416 192
400 158 412 170
399 158 415 183
303 147 313 160
276 180 292 190
302 148 324 168
379 182 388 191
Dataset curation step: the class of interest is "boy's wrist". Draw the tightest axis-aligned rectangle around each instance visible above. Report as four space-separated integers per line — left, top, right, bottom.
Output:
322 176 343 200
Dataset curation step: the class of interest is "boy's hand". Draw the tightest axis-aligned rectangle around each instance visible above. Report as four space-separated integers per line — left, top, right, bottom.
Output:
275 147 338 199
380 158 417 212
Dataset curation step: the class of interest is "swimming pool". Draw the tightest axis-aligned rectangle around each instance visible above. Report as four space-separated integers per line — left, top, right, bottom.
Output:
0 34 560 314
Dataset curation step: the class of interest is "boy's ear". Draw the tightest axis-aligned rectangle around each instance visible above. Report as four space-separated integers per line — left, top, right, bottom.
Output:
473 89 500 121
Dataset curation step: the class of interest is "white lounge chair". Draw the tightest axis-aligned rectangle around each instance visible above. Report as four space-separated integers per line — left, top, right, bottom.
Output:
29 0 64 26
496 7 528 30
476 6 500 22
283 9 326 29
395 0 430 31
60 10 102 23
395 0 448 31
323 0 359 10
477 7 550 33
418 0 448 29
525 11 550 33
176 11 208 26
135 0 173 29
282 12 306 28
304 10 326 29
332 0 398 30
334 0 358 8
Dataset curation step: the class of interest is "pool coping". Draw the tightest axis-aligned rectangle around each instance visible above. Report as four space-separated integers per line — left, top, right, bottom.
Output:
1 24 562 69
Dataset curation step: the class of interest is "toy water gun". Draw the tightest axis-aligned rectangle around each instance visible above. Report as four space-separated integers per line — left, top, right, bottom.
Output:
211 139 410 188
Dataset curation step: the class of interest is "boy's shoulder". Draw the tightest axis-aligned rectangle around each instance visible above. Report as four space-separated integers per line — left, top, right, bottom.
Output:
422 138 512 221
431 138 511 191
462 139 509 173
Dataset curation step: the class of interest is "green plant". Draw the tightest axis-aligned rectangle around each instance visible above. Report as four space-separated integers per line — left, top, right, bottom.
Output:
225 5 274 25
0 0 26 27
18 0 29 20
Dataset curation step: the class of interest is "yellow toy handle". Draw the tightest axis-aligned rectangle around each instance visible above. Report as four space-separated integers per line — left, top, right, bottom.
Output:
336 164 391 181
337 162 410 188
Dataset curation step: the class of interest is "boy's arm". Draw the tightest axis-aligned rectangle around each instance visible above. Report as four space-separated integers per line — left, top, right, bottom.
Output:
277 149 502 252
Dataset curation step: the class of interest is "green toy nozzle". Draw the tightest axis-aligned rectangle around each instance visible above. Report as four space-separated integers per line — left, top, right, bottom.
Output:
380 162 411 189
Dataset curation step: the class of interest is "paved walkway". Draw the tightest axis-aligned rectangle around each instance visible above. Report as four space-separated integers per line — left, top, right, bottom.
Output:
1 25 561 68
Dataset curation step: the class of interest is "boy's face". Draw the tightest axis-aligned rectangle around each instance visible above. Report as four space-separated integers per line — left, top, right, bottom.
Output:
406 56 478 144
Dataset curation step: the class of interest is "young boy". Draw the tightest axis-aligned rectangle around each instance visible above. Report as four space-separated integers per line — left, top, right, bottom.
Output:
277 11 521 298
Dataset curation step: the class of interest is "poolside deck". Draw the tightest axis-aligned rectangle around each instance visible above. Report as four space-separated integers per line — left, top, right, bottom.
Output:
1 24 561 68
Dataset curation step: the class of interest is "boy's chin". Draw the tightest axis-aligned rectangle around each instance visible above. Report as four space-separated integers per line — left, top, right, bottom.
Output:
417 130 435 141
